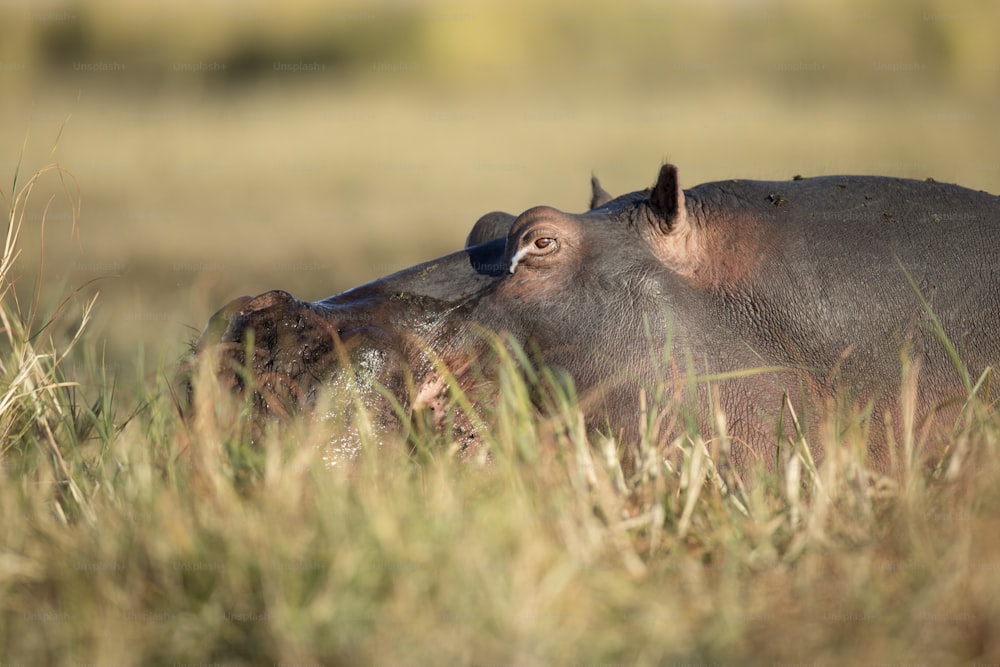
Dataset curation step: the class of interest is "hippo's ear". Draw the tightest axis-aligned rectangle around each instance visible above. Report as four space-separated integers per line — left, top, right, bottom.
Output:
589 175 614 210
466 211 516 248
649 163 688 235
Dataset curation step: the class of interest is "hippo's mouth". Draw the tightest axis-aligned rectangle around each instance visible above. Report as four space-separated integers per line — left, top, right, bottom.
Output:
181 289 485 463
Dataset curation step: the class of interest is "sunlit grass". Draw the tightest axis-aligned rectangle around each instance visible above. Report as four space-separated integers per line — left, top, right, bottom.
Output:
1 157 999 664
0 0 997 659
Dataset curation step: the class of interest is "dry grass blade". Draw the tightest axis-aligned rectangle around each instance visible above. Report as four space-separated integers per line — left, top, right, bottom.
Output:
0 153 89 522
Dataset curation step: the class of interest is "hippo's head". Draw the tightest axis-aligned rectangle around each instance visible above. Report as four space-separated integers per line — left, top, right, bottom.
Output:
182 165 719 463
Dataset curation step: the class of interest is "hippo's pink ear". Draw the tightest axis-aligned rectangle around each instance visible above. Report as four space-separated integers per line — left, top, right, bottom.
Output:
649 163 687 235
646 164 703 277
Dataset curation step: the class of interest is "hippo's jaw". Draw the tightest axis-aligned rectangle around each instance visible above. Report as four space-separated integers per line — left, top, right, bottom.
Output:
183 288 492 463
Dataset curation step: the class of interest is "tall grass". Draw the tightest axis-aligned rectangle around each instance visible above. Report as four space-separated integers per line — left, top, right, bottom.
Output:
0 148 101 520
1 160 999 664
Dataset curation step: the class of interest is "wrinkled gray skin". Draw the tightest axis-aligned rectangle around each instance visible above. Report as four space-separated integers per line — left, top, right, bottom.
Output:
185 164 1000 474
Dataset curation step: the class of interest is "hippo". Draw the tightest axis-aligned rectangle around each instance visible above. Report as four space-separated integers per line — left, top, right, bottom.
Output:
184 164 999 475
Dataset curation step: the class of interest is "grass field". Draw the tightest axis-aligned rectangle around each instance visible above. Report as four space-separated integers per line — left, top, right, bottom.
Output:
3 196 1000 665
3 134 1000 667
2 0 1000 663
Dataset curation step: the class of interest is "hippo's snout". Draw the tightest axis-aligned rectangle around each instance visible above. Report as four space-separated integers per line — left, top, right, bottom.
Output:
183 290 411 447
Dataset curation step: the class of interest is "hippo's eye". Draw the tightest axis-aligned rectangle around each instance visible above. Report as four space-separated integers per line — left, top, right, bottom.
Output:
508 232 559 274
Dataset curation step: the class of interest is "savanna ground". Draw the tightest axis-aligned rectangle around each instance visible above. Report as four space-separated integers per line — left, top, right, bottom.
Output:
2 0 1000 664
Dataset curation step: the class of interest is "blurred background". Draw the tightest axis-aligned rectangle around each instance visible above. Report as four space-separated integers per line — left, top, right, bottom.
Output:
0 0 998 389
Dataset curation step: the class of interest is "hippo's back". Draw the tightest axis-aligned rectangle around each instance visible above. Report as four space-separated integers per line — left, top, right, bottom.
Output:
690 174 1000 393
